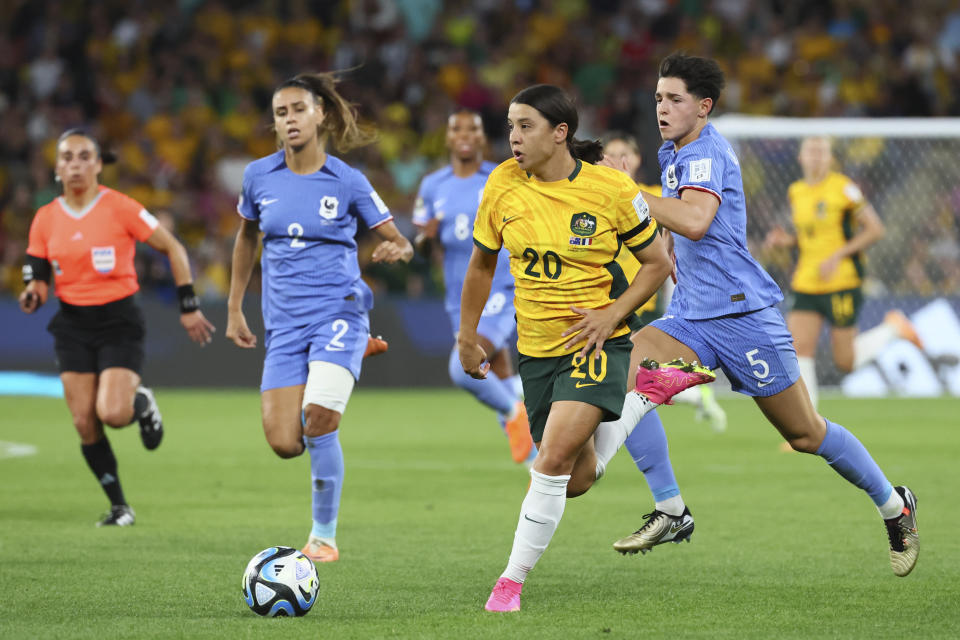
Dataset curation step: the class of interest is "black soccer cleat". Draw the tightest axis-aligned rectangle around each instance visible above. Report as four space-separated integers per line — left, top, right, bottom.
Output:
613 506 695 555
96 504 135 527
134 386 163 450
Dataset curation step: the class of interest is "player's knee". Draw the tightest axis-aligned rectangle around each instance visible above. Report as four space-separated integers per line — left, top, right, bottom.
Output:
95 402 131 429
533 448 575 477
269 439 305 459
303 404 340 437
72 414 100 441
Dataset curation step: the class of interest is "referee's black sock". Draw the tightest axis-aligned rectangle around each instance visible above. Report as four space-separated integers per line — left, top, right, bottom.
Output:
81 437 127 507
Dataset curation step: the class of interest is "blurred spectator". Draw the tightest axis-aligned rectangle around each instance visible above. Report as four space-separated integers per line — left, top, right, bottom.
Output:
0 0 958 302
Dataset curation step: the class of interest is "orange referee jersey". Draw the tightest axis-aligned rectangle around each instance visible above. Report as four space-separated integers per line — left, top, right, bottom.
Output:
26 186 159 306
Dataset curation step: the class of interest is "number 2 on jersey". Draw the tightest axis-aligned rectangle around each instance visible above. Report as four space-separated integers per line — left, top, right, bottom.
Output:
288 223 306 248
522 248 562 279
324 319 350 352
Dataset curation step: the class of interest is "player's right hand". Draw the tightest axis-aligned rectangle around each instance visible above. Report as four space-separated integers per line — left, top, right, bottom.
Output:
458 339 489 380
226 311 257 348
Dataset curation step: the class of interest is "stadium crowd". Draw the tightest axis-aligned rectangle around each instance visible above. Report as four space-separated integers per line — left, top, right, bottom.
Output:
2 0 960 301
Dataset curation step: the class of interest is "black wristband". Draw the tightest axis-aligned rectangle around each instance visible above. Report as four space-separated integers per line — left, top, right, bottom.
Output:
177 284 200 314
23 255 52 284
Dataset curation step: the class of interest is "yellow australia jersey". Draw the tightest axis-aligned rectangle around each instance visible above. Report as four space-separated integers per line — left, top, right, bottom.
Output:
787 171 867 294
615 182 663 316
473 158 658 357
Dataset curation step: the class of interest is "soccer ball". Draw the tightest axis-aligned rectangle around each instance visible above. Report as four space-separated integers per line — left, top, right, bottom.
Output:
241 546 319 617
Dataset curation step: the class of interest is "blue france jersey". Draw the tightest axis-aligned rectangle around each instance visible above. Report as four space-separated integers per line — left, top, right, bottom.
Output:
657 124 782 319
413 162 513 316
237 151 393 329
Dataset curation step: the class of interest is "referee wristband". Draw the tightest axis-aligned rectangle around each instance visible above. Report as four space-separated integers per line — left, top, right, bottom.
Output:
177 284 200 314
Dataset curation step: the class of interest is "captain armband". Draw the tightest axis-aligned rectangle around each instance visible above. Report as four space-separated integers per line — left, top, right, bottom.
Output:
177 284 200 314
23 255 51 284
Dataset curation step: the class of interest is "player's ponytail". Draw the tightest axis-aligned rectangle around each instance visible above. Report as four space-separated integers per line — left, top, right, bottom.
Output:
510 84 603 164
275 72 377 153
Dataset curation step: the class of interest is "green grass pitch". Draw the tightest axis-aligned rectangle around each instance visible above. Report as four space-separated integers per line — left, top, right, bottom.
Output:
1 389 957 639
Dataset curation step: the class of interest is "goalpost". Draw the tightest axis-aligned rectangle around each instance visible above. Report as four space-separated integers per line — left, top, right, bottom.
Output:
711 115 960 396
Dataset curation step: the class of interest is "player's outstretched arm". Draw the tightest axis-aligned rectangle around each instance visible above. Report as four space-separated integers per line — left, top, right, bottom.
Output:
458 246 497 379
371 221 414 263
645 188 719 240
226 218 260 349
146 225 216 345
562 231 672 358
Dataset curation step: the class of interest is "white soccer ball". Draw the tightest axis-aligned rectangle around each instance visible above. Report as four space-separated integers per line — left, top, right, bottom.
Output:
241 546 319 617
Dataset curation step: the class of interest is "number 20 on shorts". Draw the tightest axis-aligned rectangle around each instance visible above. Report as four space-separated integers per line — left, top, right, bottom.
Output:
570 350 608 387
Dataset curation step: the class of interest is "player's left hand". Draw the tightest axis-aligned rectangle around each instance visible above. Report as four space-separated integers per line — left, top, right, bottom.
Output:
181 310 216 345
371 239 414 263
819 254 841 279
561 305 620 360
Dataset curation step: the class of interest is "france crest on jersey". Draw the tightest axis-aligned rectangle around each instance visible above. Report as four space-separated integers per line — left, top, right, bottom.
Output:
413 162 514 336
657 123 782 319
237 151 394 330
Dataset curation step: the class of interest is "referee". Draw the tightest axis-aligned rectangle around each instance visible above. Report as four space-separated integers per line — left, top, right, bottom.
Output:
19 129 215 527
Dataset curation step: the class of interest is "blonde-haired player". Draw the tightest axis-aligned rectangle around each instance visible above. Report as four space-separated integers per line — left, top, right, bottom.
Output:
766 136 922 408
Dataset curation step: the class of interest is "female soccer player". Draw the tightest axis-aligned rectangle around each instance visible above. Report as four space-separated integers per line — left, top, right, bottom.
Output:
458 85 713 612
604 131 727 432
20 129 215 527
413 109 533 465
603 53 919 578
765 136 922 408
226 72 413 564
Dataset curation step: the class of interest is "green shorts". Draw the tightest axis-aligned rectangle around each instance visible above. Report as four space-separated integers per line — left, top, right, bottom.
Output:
518 334 633 443
792 288 863 328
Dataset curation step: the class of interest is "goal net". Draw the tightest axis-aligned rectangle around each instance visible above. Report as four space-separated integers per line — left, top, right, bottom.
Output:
712 116 960 396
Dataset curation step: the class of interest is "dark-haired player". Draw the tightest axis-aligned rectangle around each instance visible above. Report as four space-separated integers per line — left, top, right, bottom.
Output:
414 109 534 466
20 130 215 527
607 53 919 578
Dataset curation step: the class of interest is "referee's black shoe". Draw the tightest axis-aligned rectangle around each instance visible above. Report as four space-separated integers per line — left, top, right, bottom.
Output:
134 386 164 450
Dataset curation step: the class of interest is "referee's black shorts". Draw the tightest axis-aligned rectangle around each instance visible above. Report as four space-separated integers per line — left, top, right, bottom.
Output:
47 295 146 374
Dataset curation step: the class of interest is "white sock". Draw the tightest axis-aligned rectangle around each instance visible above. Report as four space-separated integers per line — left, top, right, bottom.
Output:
594 391 657 479
508 374 524 400
797 356 818 409
501 470 570 584
502 401 520 421
853 323 897 369
671 387 703 408
877 487 905 520
655 495 686 517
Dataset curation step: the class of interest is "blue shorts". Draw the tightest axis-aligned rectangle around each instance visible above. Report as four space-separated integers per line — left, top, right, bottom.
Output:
650 306 800 397
447 287 517 352
261 311 369 392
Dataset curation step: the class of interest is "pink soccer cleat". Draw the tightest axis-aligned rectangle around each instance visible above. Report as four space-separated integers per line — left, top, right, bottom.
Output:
484 577 522 612
635 358 716 405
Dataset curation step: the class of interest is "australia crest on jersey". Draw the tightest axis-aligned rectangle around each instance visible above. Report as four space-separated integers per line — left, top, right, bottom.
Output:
570 212 597 237
666 164 678 189
319 196 339 220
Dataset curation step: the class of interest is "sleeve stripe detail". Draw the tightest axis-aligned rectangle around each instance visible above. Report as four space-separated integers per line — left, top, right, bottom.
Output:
369 216 394 230
618 217 652 241
628 227 658 252
678 185 722 203
473 238 500 254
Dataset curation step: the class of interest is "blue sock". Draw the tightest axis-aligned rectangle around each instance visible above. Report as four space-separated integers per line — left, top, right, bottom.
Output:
623 410 680 502
448 348 515 415
304 431 344 539
816 419 893 506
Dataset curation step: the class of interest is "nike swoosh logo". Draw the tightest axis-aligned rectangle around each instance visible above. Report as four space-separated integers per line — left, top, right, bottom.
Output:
502 215 519 223
260 198 278 205
757 377 777 388
524 514 547 525
575 381 598 388
669 523 687 534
